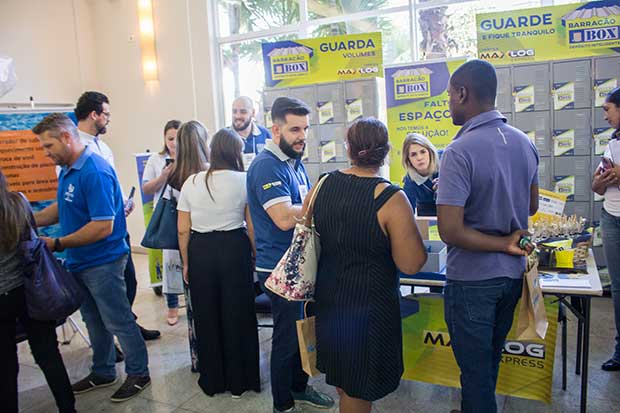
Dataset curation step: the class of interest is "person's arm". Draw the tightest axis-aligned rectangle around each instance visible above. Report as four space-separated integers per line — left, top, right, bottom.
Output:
378 187 427 274
143 163 173 195
592 167 619 195
437 205 530 256
41 220 113 251
34 202 59 227
245 205 256 261
530 184 539 216
266 202 303 231
178 210 191 283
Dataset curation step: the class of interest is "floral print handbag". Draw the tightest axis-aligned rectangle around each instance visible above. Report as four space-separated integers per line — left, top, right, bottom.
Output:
265 174 329 301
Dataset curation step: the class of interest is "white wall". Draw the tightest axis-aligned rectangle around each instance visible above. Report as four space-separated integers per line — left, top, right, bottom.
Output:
0 0 221 243
0 0 98 103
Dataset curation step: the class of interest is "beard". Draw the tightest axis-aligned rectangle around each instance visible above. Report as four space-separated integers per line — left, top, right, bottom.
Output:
279 137 304 159
233 118 252 132
96 124 107 136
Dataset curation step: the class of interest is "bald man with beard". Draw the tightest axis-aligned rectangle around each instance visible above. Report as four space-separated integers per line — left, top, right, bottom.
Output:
231 96 271 170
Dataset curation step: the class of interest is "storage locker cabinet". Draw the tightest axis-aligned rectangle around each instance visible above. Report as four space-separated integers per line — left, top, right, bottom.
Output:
554 156 591 202
552 60 591 110
344 80 379 124
316 83 346 124
553 109 591 156
594 57 620 107
538 157 552 191
516 111 551 156
513 63 550 112
496 67 512 114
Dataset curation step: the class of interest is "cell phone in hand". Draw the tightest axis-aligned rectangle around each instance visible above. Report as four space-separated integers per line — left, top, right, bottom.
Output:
126 186 136 211
602 156 614 171
165 158 174 167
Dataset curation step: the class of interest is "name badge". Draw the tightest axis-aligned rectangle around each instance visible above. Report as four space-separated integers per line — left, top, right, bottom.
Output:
243 152 256 170
299 184 308 202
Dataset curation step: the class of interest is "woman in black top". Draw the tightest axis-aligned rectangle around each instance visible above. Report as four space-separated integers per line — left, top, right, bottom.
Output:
309 118 427 413
0 169 75 413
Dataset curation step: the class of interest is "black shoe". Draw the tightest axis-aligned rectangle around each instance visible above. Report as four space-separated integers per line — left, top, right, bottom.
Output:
139 325 161 341
110 375 151 402
115 344 125 363
602 358 620 371
72 373 118 394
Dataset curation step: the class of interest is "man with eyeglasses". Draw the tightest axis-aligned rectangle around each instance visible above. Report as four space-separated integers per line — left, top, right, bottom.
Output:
73 91 161 344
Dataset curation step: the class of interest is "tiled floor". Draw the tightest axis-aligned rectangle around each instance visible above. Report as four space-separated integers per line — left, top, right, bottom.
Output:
16 253 620 412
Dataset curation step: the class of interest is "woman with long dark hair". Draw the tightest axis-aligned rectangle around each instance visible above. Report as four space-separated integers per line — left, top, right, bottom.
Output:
593 87 620 372
0 169 75 413
178 128 260 398
167 120 210 372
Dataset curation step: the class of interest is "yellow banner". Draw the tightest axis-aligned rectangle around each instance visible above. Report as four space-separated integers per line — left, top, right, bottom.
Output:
402 295 558 403
477 1 620 65
262 33 383 88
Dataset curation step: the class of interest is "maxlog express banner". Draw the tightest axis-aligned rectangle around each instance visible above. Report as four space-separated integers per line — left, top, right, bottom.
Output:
385 59 465 183
477 1 620 65
402 295 559 403
261 32 383 88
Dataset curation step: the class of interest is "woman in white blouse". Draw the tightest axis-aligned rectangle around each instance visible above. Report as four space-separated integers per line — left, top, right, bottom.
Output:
141 120 183 325
178 128 260 398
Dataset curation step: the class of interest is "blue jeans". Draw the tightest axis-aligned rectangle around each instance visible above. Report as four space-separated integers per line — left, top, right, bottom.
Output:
74 255 149 378
601 209 620 362
166 293 179 309
257 271 308 411
444 276 522 413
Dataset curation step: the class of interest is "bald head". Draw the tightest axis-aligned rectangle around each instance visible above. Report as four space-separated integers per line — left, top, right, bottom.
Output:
232 96 256 136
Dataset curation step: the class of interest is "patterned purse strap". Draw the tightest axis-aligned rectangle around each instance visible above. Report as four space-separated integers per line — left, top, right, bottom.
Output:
302 174 329 228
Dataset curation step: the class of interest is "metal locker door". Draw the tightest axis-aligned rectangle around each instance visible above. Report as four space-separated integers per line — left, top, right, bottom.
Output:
593 108 614 156
263 88 286 128
504 113 513 125
316 82 346 124
288 86 317 125
344 79 378 124
564 201 591 220
553 60 591 109
317 123 346 163
515 112 551 156
594 57 620 107
495 67 512 113
538 157 552 190
554 156 591 201
304 127 320 163
320 162 349 174
304 163 321 185
553 109 591 156
513 63 550 112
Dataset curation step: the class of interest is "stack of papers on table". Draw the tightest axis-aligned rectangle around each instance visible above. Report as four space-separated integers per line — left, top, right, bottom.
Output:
540 274 592 289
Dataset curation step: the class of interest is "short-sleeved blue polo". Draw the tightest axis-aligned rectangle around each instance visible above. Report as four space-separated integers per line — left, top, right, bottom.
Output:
242 123 270 154
57 147 129 272
247 140 311 272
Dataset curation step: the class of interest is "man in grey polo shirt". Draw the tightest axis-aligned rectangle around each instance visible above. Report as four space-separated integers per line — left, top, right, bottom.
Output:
436 59 539 413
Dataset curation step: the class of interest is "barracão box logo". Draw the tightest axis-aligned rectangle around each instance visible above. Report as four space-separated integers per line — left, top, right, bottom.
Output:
477 1 620 65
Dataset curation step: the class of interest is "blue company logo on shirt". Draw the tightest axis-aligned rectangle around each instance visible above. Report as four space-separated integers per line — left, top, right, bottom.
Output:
64 183 75 202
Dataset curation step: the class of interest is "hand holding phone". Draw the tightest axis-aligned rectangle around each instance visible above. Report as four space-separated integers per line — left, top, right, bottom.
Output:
125 186 136 216
602 156 614 171
165 158 174 167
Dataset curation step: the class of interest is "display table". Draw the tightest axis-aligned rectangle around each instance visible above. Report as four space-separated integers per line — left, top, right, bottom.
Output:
399 250 602 413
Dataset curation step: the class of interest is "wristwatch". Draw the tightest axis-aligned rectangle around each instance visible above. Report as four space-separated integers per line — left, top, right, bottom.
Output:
54 238 64 252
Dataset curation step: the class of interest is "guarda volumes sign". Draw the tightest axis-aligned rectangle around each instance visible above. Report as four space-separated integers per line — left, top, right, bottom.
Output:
262 32 383 88
477 0 620 65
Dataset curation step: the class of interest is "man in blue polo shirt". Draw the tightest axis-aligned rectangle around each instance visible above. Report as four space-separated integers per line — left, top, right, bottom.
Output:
247 97 334 413
436 60 539 413
231 96 270 169
32 113 150 403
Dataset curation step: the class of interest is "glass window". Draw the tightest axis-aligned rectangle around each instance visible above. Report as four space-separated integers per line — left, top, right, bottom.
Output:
217 0 300 37
220 34 298 126
416 0 542 60
308 0 409 20
310 11 412 64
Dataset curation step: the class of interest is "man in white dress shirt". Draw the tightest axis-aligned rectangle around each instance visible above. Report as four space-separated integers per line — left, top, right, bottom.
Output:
74 92 161 344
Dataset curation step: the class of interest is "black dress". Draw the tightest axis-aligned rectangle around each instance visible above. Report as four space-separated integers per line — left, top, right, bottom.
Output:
313 171 404 401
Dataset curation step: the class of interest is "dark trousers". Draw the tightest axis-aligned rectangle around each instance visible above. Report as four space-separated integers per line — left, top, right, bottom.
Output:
123 234 138 318
0 286 75 413
444 277 522 413
258 271 308 411
189 229 260 396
